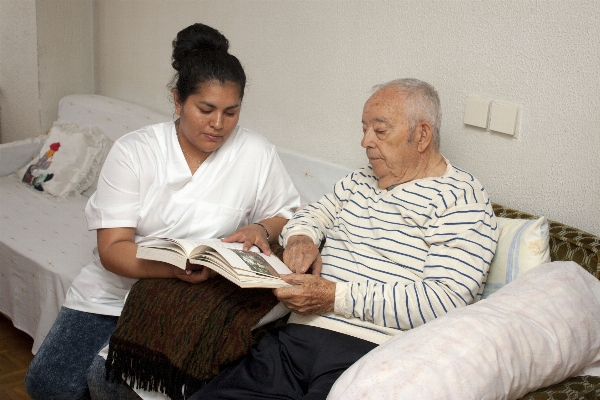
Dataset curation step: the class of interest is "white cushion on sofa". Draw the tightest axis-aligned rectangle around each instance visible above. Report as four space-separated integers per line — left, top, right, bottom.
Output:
57 94 171 198
277 148 352 204
57 94 171 142
482 216 551 298
328 261 600 400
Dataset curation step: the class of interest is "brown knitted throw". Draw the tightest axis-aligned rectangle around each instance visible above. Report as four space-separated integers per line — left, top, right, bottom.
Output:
106 276 279 400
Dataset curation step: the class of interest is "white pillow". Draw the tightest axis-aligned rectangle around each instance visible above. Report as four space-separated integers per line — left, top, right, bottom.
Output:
80 137 114 198
328 261 600 400
17 121 110 200
482 216 551 299
57 94 171 142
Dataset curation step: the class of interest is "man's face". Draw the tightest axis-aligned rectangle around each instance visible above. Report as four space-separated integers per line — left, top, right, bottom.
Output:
361 87 419 189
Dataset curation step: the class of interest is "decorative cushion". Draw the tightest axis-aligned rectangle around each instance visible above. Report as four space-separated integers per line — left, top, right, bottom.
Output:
17 121 110 200
482 216 551 299
328 261 600 400
492 202 600 279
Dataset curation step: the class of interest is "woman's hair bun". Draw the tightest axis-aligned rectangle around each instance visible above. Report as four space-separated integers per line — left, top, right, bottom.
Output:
172 23 229 71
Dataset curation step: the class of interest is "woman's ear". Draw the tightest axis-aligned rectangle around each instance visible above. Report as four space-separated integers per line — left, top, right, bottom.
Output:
172 89 181 116
417 122 433 153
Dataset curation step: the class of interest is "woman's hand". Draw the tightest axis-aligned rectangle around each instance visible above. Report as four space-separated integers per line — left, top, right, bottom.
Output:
221 223 272 255
283 235 322 275
221 217 288 255
172 262 217 284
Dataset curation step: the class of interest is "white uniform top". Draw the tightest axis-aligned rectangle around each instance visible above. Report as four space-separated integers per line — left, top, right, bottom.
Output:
63 122 300 316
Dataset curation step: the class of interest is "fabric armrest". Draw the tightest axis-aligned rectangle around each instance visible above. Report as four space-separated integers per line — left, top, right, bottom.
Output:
0 135 45 176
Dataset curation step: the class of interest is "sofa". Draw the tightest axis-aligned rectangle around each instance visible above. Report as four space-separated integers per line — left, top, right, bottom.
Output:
0 94 172 353
326 205 600 400
491 205 600 399
0 94 599 399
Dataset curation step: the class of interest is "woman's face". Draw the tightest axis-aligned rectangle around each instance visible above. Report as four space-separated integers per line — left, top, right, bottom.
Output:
174 81 242 158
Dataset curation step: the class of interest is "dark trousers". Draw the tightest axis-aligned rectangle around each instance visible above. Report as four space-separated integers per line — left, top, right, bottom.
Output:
189 323 377 400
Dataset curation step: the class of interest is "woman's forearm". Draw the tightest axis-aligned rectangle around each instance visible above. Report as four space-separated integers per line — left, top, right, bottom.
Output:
256 216 288 244
96 228 176 279
98 238 176 279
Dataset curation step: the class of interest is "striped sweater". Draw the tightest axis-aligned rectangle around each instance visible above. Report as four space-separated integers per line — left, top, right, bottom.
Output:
281 161 498 344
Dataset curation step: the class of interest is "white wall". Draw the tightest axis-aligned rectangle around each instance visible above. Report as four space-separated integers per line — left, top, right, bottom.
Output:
94 0 600 236
36 0 94 134
0 0 93 143
0 0 41 143
93 1 200 115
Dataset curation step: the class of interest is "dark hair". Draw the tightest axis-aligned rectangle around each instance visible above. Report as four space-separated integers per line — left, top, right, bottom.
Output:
170 23 246 103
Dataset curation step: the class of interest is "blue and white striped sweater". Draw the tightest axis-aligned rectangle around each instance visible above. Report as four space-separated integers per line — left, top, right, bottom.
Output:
281 162 498 344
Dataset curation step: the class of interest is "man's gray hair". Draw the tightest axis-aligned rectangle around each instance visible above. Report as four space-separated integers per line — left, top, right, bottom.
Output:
372 78 442 151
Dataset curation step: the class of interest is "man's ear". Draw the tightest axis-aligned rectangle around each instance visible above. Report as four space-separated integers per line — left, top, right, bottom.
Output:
417 122 433 153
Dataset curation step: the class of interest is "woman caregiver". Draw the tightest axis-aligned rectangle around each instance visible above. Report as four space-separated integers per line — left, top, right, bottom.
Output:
25 22 300 400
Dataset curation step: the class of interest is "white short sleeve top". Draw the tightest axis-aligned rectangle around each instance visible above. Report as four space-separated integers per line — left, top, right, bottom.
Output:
63 122 300 315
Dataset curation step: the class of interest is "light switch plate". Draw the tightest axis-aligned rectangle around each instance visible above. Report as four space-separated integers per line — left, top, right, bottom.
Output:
489 102 519 137
464 96 490 129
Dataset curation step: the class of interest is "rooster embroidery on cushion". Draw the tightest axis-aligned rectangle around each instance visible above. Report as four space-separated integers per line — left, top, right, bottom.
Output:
22 142 61 191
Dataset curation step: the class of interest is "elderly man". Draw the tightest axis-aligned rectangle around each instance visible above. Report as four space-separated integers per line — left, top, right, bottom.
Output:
190 78 498 399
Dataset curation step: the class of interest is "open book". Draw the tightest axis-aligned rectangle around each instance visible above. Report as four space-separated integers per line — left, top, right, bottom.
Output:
136 237 292 288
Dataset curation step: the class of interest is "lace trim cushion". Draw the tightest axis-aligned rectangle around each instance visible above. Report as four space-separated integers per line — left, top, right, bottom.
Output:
16 121 111 201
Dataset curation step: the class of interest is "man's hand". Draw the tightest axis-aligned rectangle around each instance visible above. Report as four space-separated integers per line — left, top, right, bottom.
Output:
283 235 322 275
273 274 335 315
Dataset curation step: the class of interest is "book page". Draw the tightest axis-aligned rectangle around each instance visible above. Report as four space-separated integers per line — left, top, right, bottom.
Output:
210 247 292 277
135 237 188 255
136 246 188 270
136 237 259 257
183 238 258 250
191 256 289 288
255 252 293 275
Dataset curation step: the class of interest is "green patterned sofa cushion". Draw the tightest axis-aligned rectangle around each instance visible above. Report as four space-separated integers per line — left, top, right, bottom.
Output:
492 203 600 399
492 203 600 279
520 375 600 400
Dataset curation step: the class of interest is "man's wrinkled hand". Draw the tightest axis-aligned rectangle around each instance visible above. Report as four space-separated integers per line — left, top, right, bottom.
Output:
273 274 335 315
283 235 322 275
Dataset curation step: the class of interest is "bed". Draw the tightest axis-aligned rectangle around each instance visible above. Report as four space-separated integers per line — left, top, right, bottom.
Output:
0 95 171 353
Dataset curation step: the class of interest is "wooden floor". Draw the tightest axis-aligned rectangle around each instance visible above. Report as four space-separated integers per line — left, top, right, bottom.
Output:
0 314 33 400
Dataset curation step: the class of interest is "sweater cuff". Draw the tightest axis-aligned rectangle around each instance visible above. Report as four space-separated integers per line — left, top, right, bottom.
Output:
334 282 350 317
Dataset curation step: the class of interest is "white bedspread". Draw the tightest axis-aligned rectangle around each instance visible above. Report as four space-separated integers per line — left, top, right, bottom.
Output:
0 94 172 354
0 175 95 353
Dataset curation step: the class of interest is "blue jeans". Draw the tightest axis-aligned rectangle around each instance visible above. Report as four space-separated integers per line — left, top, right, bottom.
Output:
24 307 119 400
